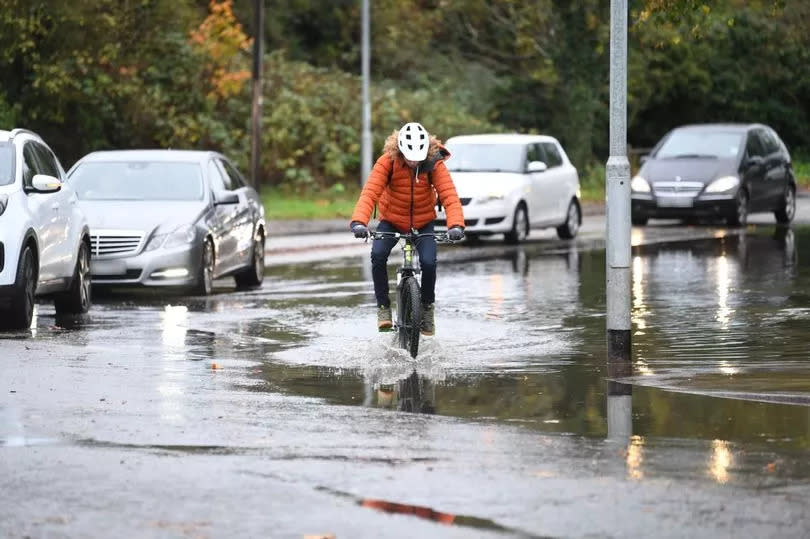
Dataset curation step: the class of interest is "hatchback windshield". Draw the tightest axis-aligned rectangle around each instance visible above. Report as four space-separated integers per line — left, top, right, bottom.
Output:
69 161 204 201
0 143 13 186
445 143 526 173
655 130 743 159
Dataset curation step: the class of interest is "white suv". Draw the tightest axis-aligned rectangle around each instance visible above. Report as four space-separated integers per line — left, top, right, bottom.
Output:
0 129 91 330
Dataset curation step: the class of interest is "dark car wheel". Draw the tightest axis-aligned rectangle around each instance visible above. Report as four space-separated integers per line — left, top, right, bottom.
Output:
0 246 36 331
557 199 581 239
504 203 529 244
727 189 749 227
193 239 215 295
234 233 265 289
774 184 796 224
55 240 92 315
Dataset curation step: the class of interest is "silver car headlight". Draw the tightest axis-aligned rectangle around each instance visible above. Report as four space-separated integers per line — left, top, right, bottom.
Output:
631 175 651 193
704 175 739 194
145 224 196 251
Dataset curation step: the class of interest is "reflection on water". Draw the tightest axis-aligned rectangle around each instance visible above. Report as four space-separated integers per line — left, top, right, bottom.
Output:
709 439 732 484
249 225 810 456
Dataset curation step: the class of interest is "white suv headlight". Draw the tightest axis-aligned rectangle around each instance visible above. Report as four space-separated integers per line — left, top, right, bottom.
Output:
631 175 651 193
705 176 739 193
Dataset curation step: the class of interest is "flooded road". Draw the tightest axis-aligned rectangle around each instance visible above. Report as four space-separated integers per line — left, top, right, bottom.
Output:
2 218 810 537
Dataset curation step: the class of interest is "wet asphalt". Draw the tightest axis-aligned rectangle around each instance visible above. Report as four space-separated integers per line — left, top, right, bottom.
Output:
2 200 810 538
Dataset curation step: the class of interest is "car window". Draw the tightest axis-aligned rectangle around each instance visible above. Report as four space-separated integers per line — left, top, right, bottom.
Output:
541 142 563 168
31 142 61 179
213 160 234 190
207 159 227 191
746 131 766 158
70 161 204 201
218 158 247 189
655 130 743 159
445 143 525 173
0 142 13 186
22 142 42 189
526 144 546 166
759 129 781 155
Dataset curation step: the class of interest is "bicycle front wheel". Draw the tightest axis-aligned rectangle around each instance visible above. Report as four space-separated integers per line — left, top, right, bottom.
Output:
397 276 422 358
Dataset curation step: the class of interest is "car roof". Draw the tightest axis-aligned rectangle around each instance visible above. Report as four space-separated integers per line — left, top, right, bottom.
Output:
671 123 766 133
446 133 559 145
76 149 222 163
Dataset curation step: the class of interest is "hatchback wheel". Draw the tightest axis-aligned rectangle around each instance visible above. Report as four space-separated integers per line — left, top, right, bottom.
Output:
235 233 265 289
727 189 748 227
55 240 92 315
504 204 529 244
557 199 581 239
774 184 796 224
0 246 36 330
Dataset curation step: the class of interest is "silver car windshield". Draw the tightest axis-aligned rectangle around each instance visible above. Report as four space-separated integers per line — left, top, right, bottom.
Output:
445 143 525 173
655 131 743 159
70 161 204 201
0 143 13 186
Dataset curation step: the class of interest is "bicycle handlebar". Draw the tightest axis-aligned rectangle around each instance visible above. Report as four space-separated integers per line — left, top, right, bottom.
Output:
364 230 457 243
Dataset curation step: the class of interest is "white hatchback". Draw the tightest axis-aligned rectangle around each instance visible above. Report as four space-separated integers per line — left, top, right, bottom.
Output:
437 133 581 243
0 129 91 330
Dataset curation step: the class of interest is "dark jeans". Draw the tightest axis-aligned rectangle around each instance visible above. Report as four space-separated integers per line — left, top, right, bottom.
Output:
371 221 437 308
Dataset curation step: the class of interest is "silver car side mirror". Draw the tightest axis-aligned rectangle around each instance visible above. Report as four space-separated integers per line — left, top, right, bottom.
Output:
214 190 239 205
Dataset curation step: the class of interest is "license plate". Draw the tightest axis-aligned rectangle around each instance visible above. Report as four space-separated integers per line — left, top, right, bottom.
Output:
657 197 694 208
91 259 127 275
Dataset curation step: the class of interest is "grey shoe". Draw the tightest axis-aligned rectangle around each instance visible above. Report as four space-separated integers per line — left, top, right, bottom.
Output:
421 303 434 336
377 305 393 331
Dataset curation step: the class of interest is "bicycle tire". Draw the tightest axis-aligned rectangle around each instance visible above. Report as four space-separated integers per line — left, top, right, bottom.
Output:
397 276 422 358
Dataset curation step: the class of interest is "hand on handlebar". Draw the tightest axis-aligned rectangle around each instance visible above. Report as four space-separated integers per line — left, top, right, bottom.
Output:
351 222 369 239
447 226 465 241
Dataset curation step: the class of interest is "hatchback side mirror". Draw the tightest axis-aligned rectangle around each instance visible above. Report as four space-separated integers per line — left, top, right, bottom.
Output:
745 155 764 168
214 190 239 205
527 160 548 173
30 174 62 193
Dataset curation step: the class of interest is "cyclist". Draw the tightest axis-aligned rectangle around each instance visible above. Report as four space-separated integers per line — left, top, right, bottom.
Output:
350 122 465 335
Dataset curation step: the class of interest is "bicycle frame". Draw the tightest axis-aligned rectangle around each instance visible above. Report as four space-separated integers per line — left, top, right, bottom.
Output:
366 229 452 358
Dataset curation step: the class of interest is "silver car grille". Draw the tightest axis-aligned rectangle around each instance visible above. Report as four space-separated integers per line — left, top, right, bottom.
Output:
90 230 144 258
653 181 704 197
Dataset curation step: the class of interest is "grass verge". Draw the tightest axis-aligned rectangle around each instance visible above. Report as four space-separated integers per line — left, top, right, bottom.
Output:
262 186 359 220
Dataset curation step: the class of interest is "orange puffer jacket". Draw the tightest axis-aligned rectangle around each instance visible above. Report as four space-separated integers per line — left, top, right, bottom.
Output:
350 148 464 232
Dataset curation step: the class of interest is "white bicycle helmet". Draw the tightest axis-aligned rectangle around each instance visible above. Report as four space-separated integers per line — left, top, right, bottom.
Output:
397 122 429 161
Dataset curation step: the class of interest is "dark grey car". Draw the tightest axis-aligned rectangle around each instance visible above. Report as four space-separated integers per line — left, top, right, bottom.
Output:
67 150 266 294
631 123 796 226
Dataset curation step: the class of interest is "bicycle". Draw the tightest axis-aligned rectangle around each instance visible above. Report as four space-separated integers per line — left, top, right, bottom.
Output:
364 229 454 358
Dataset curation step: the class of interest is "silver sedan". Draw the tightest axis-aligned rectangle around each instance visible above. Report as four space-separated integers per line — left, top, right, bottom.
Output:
67 150 266 294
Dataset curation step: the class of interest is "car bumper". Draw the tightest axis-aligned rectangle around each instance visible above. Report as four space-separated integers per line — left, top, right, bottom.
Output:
90 242 202 287
435 201 511 234
631 194 737 219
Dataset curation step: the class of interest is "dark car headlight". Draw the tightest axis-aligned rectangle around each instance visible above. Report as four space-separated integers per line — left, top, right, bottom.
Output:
631 175 651 193
704 176 739 194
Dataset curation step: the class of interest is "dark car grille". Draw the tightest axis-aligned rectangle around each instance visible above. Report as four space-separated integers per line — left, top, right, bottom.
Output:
91 232 144 258
434 219 478 227
93 269 143 281
460 197 472 206
653 181 704 197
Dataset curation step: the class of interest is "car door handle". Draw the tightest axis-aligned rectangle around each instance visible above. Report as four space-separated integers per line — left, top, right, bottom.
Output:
51 203 60 211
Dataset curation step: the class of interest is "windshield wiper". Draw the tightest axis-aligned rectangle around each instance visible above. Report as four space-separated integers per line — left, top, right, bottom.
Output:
668 154 718 159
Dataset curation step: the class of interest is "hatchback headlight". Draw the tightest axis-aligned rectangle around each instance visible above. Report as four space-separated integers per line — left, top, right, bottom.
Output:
631 175 651 193
476 192 505 204
145 224 196 251
705 175 739 193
